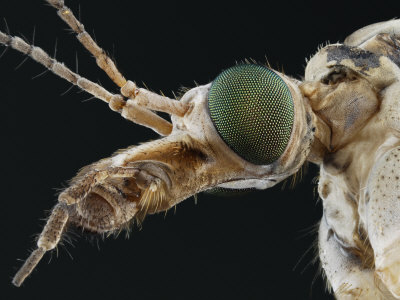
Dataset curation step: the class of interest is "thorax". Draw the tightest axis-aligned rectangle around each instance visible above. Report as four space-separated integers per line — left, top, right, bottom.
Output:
318 113 400 250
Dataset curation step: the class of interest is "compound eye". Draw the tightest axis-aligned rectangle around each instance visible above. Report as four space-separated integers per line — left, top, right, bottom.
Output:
208 64 294 165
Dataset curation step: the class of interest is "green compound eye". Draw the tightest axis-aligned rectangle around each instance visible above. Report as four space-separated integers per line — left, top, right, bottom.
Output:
208 64 294 165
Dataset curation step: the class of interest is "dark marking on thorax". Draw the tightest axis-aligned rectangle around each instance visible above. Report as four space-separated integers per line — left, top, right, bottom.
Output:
327 45 381 74
377 33 400 68
323 152 353 175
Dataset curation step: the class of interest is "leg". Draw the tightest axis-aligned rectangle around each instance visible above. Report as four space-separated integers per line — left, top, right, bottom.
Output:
46 0 189 117
319 218 390 300
0 30 172 135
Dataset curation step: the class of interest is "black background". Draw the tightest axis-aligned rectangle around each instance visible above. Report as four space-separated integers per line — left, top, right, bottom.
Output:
1 1 398 299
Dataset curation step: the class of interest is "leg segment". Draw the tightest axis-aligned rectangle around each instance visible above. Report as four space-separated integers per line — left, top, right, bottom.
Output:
12 203 69 287
319 218 390 300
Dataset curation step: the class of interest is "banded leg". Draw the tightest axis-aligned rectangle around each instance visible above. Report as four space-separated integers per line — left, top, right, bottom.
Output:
318 219 391 300
0 30 172 135
46 0 189 117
